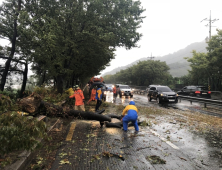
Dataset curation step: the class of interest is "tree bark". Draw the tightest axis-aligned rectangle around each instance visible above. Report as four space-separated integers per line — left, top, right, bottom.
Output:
17 93 42 114
17 93 111 122
56 75 64 94
42 70 46 85
105 121 144 128
19 63 28 98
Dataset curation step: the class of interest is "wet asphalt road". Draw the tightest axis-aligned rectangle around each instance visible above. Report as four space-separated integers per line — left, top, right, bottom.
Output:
48 92 222 170
105 91 201 109
105 92 222 118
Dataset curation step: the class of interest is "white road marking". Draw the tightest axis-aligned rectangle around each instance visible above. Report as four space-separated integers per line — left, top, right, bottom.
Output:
149 129 180 150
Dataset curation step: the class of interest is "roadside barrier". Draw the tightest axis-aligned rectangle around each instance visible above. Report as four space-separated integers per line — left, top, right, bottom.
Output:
178 95 222 108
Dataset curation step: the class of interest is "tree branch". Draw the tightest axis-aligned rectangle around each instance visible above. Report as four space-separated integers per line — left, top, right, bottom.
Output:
0 30 12 41
0 56 26 65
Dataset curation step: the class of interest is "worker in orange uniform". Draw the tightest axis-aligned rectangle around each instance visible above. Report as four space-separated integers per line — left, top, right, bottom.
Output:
87 86 97 105
69 85 85 111
113 85 117 100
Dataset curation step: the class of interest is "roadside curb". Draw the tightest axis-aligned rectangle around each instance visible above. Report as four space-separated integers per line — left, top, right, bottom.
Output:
4 118 61 170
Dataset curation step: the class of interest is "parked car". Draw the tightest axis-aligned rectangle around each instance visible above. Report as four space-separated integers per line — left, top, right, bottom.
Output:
146 85 161 93
118 85 133 98
89 82 108 101
147 85 178 104
177 86 211 98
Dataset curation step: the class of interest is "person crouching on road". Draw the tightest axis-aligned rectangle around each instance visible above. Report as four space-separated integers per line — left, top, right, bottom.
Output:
95 85 103 112
87 86 97 105
69 85 85 111
121 101 139 132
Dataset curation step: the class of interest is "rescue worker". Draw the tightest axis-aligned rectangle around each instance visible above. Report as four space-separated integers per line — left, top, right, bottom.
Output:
95 85 103 112
65 86 75 96
87 86 97 105
121 101 139 132
113 85 117 99
69 85 85 111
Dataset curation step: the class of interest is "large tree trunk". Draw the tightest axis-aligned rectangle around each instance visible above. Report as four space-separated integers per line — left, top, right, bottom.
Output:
42 70 46 85
17 93 42 114
71 74 75 88
20 63 28 98
17 93 111 122
105 121 145 128
56 75 64 94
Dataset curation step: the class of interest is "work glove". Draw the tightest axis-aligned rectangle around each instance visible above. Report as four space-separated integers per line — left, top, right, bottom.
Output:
121 115 124 121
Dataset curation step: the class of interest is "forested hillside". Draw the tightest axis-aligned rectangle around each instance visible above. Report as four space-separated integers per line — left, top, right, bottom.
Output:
102 41 208 77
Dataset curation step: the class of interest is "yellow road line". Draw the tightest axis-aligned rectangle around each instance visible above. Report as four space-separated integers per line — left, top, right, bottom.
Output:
66 122 76 141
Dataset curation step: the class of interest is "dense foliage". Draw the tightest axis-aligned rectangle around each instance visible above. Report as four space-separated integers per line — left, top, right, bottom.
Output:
184 29 222 90
103 60 171 86
0 112 47 155
0 0 145 94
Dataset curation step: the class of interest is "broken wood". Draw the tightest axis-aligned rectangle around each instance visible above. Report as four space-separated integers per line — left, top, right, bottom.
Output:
105 121 145 128
17 93 42 114
17 93 111 122
106 114 122 119
67 110 111 122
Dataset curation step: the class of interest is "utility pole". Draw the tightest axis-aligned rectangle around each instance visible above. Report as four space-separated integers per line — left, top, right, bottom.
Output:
147 53 155 60
201 10 219 40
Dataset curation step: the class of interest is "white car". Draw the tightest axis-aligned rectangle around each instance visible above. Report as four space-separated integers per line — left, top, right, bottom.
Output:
118 85 133 97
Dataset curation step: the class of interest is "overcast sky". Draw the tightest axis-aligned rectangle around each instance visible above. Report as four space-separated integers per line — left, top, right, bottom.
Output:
1 0 222 76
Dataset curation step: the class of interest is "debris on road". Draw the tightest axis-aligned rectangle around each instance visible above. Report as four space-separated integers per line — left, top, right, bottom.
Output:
146 155 166 164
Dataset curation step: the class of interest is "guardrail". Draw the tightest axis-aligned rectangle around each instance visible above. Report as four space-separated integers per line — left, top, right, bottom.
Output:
178 95 222 108
130 86 147 95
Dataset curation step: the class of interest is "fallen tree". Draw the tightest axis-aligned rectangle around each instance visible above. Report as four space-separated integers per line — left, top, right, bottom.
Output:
17 93 111 122
105 121 145 128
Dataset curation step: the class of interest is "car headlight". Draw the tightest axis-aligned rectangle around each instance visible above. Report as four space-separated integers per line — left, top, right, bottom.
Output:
160 93 167 96
121 90 124 93
104 91 107 94
176 94 178 96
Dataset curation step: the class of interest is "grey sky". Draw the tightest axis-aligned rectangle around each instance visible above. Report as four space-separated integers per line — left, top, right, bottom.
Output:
1 0 222 76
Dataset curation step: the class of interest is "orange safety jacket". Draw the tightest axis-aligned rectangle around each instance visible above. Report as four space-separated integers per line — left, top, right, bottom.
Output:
113 86 117 93
90 88 96 100
69 89 85 106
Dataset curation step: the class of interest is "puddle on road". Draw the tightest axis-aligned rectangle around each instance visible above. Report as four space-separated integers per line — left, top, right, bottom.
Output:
105 92 134 106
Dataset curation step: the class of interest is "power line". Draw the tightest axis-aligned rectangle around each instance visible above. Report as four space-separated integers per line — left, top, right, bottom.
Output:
201 10 219 40
147 53 155 60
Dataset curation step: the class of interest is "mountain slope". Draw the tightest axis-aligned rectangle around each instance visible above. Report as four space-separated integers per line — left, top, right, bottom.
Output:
102 41 208 77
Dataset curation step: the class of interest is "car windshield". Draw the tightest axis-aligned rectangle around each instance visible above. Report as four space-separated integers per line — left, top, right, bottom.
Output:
120 86 130 89
197 87 208 91
157 86 172 92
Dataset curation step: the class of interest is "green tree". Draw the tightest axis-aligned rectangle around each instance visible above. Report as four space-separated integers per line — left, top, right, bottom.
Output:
107 60 170 86
25 0 145 93
0 0 22 91
185 50 209 86
206 29 222 90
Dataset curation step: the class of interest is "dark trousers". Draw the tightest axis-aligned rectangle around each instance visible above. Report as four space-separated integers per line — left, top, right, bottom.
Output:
95 100 102 111
113 93 117 98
